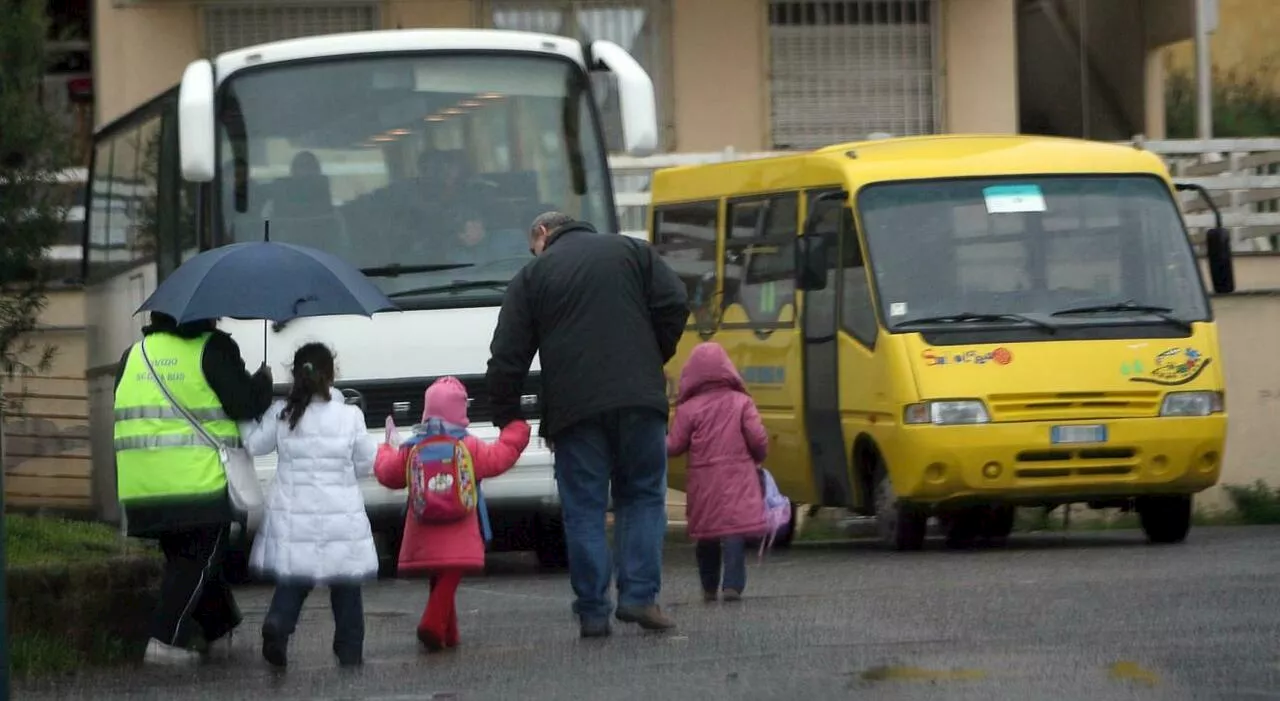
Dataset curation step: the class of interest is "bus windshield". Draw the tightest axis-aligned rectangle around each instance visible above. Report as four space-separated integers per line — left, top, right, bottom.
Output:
216 53 611 308
857 175 1210 332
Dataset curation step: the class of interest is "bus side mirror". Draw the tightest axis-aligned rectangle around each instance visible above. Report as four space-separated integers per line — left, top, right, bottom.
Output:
796 235 828 291
1205 226 1235 294
178 59 216 183
589 40 658 157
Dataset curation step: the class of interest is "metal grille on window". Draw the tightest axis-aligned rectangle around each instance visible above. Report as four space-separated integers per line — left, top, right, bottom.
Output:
769 0 938 150
487 0 669 155
203 4 379 57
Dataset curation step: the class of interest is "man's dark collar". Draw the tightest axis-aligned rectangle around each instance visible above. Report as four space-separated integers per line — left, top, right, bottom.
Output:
545 220 598 250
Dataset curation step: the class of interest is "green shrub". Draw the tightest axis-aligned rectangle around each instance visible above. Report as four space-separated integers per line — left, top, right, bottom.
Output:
1222 480 1280 525
5 514 155 569
1166 69 1280 138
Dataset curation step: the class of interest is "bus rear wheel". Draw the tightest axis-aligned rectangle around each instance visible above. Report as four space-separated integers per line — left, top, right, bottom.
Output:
1138 495 1193 544
874 468 927 551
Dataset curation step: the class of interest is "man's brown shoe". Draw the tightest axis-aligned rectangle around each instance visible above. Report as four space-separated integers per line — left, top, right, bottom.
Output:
615 605 676 631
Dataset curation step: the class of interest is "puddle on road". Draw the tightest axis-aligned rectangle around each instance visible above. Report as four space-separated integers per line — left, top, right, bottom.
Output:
860 665 987 683
1109 660 1160 687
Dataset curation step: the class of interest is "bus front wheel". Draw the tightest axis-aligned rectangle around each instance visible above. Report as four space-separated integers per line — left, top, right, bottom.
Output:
1138 495 1193 544
873 468 927 551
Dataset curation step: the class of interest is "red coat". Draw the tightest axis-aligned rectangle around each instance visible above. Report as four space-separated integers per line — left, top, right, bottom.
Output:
666 343 769 542
374 421 530 573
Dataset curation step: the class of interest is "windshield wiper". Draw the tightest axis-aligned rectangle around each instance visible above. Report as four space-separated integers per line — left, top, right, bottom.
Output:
1050 300 1192 331
386 279 511 299
360 263 474 278
895 312 1057 332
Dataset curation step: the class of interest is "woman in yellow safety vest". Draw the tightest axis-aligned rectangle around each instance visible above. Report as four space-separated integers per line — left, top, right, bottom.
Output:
113 312 273 665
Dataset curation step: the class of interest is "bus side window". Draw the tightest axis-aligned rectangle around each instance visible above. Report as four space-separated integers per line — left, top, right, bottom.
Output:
810 194 876 347
653 200 719 326
725 193 798 326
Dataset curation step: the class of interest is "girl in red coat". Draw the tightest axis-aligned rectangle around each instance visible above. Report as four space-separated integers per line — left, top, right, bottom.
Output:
374 376 530 651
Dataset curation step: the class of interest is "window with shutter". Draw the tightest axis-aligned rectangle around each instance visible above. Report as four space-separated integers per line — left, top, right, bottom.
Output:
203 3 380 57
769 0 939 150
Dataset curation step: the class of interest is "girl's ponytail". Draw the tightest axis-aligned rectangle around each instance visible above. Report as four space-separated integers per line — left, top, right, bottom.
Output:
280 343 336 430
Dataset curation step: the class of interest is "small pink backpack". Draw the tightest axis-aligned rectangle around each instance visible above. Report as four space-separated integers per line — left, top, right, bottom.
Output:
404 418 478 524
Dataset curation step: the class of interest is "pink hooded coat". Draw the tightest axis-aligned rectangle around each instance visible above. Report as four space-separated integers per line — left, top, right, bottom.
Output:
373 376 531 573
666 342 769 541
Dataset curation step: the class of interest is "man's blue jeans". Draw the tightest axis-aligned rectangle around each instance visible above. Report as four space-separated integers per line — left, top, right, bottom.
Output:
553 408 668 623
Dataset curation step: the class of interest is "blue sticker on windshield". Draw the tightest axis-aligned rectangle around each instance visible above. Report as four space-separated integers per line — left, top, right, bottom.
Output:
983 185 1046 214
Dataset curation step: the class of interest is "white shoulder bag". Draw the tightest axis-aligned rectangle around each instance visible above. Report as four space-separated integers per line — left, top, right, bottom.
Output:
140 338 264 525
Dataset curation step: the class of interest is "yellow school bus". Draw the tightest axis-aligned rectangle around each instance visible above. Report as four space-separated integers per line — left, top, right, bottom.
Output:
650 135 1234 550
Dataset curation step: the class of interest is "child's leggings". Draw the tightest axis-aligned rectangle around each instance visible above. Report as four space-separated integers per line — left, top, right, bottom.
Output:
419 569 463 646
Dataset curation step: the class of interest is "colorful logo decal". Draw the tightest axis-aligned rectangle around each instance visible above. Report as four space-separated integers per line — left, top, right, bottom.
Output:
923 347 1013 367
1126 347 1210 386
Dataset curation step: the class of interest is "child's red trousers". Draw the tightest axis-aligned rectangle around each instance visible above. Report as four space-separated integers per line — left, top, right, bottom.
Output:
418 569 462 649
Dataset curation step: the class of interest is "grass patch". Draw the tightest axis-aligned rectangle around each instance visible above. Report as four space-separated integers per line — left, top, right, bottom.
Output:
5 514 155 569
11 631 130 678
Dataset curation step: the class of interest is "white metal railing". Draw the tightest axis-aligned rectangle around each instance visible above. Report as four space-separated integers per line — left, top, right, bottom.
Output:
608 137 1280 250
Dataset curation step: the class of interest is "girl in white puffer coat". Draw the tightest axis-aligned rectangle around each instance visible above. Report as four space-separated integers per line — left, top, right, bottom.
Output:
240 342 378 669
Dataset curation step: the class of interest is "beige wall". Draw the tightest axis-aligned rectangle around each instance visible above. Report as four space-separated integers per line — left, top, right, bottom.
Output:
93 0 200 127
386 0 473 29
670 0 767 151
943 0 1018 133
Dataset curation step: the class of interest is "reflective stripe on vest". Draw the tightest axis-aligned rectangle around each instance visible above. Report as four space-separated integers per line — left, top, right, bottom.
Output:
114 406 230 422
114 333 239 502
113 434 243 452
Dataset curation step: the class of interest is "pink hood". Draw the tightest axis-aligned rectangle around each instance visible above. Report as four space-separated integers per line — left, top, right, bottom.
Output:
678 342 747 404
423 376 470 427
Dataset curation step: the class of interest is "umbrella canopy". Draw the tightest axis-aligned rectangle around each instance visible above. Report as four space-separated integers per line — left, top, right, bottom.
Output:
136 241 398 324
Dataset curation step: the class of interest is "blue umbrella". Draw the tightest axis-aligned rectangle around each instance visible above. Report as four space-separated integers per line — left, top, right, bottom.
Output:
136 241 399 324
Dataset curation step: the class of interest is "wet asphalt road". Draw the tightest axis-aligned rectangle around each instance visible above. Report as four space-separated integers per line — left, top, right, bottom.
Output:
17 526 1280 701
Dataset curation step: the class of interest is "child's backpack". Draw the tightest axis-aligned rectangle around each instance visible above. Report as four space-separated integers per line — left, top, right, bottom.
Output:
757 467 792 561
405 418 479 524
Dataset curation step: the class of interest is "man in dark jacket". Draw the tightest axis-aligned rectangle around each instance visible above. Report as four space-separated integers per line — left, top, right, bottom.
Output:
486 212 689 638
113 312 273 664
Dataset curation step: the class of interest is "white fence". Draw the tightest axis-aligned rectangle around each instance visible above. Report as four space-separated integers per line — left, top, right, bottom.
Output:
608 138 1280 250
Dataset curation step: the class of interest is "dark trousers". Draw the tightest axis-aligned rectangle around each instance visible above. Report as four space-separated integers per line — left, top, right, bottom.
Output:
696 537 747 594
553 408 669 622
263 582 365 661
151 524 242 648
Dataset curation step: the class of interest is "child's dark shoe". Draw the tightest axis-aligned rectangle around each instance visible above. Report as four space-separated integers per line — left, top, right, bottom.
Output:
261 623 288 668
702 590 718 603
722 589 742 603
579 617 612 638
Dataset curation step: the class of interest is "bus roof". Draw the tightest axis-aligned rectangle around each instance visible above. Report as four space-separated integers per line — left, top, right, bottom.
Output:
650 134 1171 203
214 28 587 85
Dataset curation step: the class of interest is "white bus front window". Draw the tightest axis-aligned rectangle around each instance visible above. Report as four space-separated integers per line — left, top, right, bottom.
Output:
216 54 611 308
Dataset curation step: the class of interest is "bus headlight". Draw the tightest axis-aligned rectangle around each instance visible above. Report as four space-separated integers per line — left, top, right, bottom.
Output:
904 400 991 425
1160 391 1224 417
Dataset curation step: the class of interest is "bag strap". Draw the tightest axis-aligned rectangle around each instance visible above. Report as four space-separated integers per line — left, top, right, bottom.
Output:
140 338 226 455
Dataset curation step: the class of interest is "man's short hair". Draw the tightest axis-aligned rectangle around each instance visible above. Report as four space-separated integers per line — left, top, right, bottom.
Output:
530 211 574 239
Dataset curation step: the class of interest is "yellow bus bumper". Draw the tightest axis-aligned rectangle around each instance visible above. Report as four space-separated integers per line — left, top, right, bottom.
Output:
887 416 1226 505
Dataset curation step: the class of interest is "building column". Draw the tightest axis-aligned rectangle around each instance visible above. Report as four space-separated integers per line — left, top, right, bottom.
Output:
942 0 1018 133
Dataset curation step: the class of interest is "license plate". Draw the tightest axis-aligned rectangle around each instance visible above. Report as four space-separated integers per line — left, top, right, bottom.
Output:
1051 424 1107 445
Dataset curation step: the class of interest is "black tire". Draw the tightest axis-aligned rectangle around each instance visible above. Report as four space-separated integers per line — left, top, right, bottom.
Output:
534 515 569 569
873 467 927 551
770 500 801 550
978 506 1016 542
942 510 981 549
377 529 403 579
1138 495 1193 544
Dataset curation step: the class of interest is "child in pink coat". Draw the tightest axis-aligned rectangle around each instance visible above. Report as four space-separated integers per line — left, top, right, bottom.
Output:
666 342 769 603
373 376 530 651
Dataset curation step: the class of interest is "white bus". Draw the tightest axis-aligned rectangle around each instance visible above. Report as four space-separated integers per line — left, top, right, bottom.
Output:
82 29 658 577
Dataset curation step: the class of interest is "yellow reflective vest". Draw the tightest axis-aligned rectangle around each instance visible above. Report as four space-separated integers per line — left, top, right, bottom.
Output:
113 333 239 504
